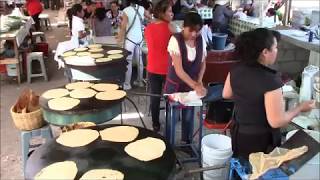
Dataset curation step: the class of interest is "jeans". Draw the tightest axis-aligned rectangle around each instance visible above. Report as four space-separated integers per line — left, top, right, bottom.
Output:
166 103 195 144
148 72 166 128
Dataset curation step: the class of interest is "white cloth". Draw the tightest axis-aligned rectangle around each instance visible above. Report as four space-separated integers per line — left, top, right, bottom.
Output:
54 40 77 69
166 91 203 106
71 16 86 48
123 4 144 43
167 35 207 62
123 40 144 88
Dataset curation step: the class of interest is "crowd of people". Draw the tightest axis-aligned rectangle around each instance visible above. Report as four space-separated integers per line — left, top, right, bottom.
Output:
64 0 315 163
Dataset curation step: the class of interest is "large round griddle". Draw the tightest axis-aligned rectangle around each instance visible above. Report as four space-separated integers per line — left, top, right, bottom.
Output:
40 86 125 126
62 46 130 83
25 124 177 180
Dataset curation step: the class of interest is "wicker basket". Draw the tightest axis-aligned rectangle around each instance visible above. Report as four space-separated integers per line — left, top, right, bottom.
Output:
10 106 44 131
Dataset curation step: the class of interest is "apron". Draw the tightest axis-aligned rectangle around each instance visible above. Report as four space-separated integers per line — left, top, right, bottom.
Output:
164 33 203 94
231 109 281 159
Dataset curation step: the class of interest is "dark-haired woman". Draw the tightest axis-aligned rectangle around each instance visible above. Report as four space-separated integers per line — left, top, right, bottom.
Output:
92 8 112 36
222 28 315 160
145 0 175 132
71 4 87 47
165 12 207 144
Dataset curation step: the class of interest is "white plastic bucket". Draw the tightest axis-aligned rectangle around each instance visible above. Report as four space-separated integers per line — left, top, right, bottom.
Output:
201 134 233 180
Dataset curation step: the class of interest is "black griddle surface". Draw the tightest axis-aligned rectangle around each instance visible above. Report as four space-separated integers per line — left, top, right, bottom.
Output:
25 124 177 180
63 46 130 69
40 86 125 115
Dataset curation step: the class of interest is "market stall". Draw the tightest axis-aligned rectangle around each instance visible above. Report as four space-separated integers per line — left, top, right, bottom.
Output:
0 15 33 84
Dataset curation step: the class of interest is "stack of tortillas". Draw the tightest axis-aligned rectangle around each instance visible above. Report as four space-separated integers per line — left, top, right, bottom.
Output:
69 88 97 99
100 126 139 142
48 97 80 111
91 83 119 91
96 90 126 101
74 47 88 52
80 169 124 180
34 161 78 180
42 89 69 99
124 137 166 161
88 44 102 49
62 51 77 57
107 50 124 60
56 129 99 147
66 82 93 90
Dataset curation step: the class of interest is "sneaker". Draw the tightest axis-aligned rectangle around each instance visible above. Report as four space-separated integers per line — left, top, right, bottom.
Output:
133 80 145 87
123 84 132 90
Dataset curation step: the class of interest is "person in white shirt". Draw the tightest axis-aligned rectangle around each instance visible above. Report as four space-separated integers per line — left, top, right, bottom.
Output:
117 0 150 90
71 4 88 48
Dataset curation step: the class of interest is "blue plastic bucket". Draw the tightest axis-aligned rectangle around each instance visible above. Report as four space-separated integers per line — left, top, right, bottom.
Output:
212 33 228 50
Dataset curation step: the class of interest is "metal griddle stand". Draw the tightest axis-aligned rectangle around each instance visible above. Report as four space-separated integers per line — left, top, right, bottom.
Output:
164 95 204 164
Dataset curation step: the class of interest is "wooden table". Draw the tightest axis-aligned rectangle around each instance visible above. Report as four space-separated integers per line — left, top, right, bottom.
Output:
0 17 33 84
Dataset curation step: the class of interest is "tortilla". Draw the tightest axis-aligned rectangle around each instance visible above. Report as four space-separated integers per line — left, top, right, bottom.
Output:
88 48 103 53
56 129 99 147
124 137 166 161
80 169 124 180
64 56 78 61
69 88 97 99
74 47 88 52
89 53 104 59
62 51 77 57
108 54 124 59
42 88 69 99
34 161 77 180
95 90 126 100
107 50 123 55
66 82 93 90
88 44 102 49
91 83 119 91
77 52 91 57
48 97 80 111
100 126 139 142
95 57 113 63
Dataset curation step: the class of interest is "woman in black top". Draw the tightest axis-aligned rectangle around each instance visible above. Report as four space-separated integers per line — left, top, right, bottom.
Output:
222 28 315 160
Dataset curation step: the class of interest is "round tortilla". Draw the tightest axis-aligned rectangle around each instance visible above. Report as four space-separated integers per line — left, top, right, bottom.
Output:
66 82 93 90
56 129 99 147
95 90 126 100
100 126 139 142
95 57 112 63
89 53 104 59
91 83 119 91
64 56 78 61
88 48 103 53
124 137 166 161
80 169 124 180
48 97 80 111
69 88 97 99
74 47 88 52
107 50 123 55
77 52 91 57
88 44 102 49
42 88 69 99
108 54 124 59
34 161 77 180
62 51 77 57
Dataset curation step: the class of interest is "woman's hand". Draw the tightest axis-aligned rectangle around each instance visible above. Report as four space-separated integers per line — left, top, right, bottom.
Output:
194 83 207 97
299 100 316 112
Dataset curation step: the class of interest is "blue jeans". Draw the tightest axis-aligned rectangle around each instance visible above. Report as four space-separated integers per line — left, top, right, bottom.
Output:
166 103 195 145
